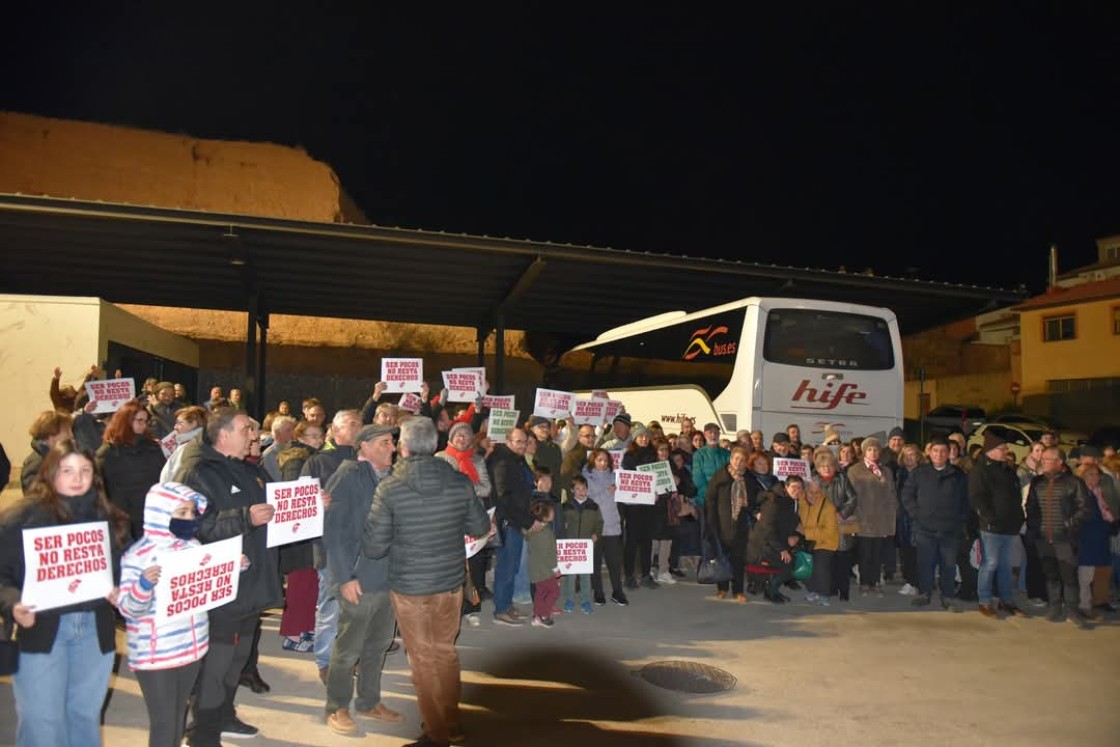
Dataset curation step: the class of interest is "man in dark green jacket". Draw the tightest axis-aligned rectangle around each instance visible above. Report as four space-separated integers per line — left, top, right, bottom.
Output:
364 418 489 747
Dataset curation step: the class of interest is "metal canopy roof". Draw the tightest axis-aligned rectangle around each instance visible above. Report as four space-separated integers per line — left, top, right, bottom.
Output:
0 193 1025 340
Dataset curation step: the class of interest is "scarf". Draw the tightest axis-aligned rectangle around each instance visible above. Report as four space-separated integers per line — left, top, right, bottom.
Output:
1090 484 1115 523
730 471 748 522
863 458 882 479
445 444 479 484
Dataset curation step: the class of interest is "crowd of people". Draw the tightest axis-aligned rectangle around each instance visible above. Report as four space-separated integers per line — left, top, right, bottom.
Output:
1 366 1118 747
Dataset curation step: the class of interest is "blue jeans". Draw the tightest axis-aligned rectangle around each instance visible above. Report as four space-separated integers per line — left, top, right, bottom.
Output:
977 531 1016 605
915 531 958 600
315 567 340 671
492 523 525 616
514 539 531 603
13 611 114 747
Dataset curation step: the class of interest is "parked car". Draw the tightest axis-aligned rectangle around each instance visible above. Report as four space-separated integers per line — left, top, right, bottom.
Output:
967 423 1084 464
989 415 1088 446
923 405 987 436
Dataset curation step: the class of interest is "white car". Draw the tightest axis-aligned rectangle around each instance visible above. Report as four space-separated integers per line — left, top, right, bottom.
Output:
967 423 1080 464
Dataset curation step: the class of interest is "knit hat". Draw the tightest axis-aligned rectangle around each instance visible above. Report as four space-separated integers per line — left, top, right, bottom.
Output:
448 421 474 443
613 412 632 427
703 422 720 433
822 425 841 444
888 426 905 440
631 422 649 439
528 416 550 429
982 429 1007 452
772 432 790 444
1078 444 1102 459
861 436 882 453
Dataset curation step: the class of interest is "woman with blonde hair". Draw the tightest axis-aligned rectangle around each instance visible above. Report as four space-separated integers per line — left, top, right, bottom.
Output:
813 447 857 600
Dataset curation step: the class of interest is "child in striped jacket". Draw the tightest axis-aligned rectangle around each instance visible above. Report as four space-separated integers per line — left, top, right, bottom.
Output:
117 482 210 747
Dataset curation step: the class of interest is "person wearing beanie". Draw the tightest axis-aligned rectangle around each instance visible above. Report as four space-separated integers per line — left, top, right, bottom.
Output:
845 437 898 594
968 428 1027 619
529 415 562 502
621 424 659 589
770 432 792 459
599 412 633 450
822 426 842 446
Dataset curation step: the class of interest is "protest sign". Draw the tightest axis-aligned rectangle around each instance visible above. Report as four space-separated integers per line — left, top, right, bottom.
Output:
591 390 610 400
158 430 180 459
452 367 488 391
533 388 574 419
572 398 607 426
608 449 624 470
266 477 324 548
614 470 656 505
603 400 623 421
481 394 514 410
557 539 594 575
487 408 520 442
21 521 114 611
155 536 242 624
397 391 423 413
442 369 483 402
380 358 423 393
773 457 811 482
637 460 675 494
85 378 135 414
465 508 497 559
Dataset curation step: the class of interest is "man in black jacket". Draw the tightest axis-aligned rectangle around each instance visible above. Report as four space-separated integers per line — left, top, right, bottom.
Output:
364 417 489 747
322 424 401 736
901 438 968 611
183 408 281 747
967 429 1025 619
486 427 536 626
1026 447 1094 623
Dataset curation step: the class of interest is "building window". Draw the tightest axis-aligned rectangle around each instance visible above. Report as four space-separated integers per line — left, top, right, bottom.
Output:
1042 314 1076 342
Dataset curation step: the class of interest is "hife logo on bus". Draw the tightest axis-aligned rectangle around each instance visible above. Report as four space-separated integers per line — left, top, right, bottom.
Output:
790 379 867 411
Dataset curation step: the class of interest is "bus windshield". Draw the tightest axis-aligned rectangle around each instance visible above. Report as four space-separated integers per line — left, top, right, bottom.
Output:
762 308 894 370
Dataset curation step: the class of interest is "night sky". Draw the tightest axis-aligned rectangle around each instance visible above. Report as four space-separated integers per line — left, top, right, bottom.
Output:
4 6 1118 292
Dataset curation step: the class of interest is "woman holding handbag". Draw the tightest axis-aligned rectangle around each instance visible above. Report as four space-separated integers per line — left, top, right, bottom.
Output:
706 446 758 602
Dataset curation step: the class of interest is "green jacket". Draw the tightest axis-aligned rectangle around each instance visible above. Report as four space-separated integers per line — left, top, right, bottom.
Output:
562 497 603 540
524 524 559 584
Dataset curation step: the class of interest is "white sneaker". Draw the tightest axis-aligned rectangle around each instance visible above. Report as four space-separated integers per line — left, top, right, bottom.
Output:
656 572 677 585
898 583 919 596
466 613 480 627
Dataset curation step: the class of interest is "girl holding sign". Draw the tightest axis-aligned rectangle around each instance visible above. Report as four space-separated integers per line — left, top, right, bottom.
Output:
583 449 627 606
0 440 130 747
117 482 210 747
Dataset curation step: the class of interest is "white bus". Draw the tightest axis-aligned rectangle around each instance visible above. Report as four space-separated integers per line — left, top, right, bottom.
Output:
553 297 903 444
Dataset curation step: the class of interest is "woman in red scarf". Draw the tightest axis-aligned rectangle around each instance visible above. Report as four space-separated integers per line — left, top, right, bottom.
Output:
437 422 493 625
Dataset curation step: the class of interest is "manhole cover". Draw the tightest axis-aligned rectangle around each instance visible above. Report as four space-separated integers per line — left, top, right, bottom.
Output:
634 660 737 693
